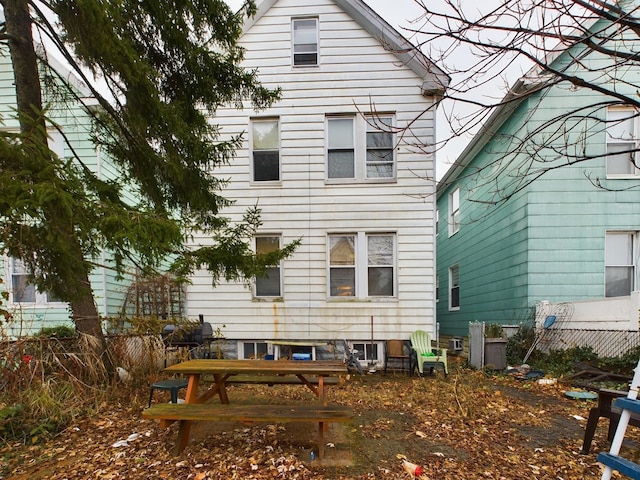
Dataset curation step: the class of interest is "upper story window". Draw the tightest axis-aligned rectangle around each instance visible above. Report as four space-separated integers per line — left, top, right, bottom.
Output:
8 257 62 305
254 235 282 297
606 106 639 177
605 231 637 297
449 264 460 310
326 114 395 182
292 18 318 67
328 232 396 299
449 187 460 236
251 118 280 182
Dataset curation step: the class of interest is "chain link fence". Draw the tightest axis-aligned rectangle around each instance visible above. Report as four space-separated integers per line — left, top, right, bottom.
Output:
536 328 640 358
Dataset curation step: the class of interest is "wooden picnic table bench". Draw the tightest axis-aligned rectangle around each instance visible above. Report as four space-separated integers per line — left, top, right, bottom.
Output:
143 402 354 457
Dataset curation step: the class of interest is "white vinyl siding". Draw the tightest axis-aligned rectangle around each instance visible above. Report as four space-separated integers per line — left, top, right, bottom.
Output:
606 106 639 177
185 0 438 341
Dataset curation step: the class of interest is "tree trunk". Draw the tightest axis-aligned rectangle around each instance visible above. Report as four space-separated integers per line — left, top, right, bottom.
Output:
4 0 109 365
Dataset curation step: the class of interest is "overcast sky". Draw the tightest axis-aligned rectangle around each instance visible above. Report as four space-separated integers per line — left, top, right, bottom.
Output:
224 0 476 179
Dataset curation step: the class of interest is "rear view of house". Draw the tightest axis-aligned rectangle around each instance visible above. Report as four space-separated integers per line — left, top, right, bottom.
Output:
186 0 448 363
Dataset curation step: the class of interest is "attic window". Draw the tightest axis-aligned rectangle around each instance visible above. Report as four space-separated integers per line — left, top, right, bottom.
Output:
292 18 318 66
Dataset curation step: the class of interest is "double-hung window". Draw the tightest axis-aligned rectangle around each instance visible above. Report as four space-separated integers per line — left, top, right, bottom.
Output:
449 187 460 236
605 231 637 297
606 106 639 176
292 18 318 66
449 265 460 310
328 233 395 298
9 257 61 305
327 117 355 179
251 118 280 182
326 115 395 182
254 235 282 297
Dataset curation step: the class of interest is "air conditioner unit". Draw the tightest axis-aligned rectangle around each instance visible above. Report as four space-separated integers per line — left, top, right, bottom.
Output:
449 338 464 351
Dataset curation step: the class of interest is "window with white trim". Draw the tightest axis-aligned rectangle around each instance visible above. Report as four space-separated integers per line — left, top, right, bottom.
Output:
326 115 395 182
251 118 280 182
254 235 282 297
436 273 440 303
606 231 638 297
328 233 395 298
606 106 639 176
352 341 382 367
8 257 62 305
449 187 460 236
240 341 269 359
292 18 318 66
449 265 460 310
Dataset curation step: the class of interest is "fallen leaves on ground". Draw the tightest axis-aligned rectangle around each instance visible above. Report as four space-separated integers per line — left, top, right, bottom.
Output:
0 360 633 479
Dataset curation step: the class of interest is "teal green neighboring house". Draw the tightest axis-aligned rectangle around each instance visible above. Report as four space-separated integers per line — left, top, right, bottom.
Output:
436 14 640 341
0 51 129 338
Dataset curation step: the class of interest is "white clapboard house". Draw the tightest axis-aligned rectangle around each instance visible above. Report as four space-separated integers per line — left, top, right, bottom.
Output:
186 0 448 365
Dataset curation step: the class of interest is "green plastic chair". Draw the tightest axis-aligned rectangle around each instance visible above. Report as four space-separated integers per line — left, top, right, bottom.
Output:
410 330 448 376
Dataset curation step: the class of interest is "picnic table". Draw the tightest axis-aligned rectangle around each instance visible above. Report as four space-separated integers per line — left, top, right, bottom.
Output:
143 359 352 456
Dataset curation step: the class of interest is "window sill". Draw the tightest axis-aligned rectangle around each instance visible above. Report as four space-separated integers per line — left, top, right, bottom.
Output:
606 174 640 180
327 297 398 303
325 178 397 185
449 307 460 312
250 181 282 187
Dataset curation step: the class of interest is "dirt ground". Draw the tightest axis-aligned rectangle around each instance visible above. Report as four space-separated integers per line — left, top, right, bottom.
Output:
2 358 638 479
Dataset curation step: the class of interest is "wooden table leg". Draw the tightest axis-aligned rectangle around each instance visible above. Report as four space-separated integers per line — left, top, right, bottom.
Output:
214 373 230 404
185 374 201 402
175 420 192 455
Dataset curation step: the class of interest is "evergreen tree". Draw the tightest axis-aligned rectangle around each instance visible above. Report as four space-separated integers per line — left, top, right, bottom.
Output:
0 0 295 354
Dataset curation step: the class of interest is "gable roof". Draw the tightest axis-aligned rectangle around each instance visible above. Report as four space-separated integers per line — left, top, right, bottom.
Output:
243 0 450 96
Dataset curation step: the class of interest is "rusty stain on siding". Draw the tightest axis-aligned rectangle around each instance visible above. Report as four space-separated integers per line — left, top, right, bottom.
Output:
272 303 279 337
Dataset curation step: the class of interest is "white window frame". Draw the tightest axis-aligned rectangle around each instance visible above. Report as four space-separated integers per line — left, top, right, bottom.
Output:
449 187 460 236
254 235 283 298
351 341 383 368
238 341 270 359
606 106 640 177
7 257 64 306
449 264 460 311
605 231 638 297
328 232 396 300
436 273 440 303
250 118 280 182
292 17 319 67
326 114 396 183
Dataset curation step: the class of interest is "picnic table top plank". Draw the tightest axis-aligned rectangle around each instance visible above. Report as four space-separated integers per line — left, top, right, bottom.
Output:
164 359 347 376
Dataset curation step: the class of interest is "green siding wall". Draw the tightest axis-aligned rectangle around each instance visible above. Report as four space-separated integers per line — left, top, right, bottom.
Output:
436 22 640 336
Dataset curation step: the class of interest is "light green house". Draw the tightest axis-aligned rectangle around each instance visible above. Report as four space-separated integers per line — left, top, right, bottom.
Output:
436 11 640 347
0 52 130 337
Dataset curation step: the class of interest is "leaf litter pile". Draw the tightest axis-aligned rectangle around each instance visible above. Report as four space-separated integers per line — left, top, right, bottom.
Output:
2 360 639 479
